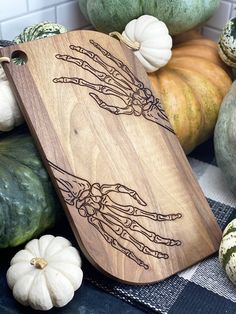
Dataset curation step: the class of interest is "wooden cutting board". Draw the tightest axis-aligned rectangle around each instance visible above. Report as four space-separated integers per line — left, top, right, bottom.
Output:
0 30 221 284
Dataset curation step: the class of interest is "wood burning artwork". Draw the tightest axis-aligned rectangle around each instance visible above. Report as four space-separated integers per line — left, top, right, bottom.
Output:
48 160 182 270
0 30 222 284
52 39 174 133
51 39 181 270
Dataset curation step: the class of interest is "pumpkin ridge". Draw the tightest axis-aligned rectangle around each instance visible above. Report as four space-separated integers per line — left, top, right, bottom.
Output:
149 68 197 151
27 270 53 310
38 235 56 257
48 260 80 267
10 250 35 265
172 46 225 68
7 235 83 310
0 132 61 248
30 23 46 39
169 57 231 97
222 246 236 268
11 262 37 289
26 239 43 257
0 151 41 175
148 34 231 154
44 266 74 306
14 270 36 306
43 267 55 306
48 263 82 287
164 68 203 151
0 153 54 245
175 39 217 49
46 246 81 264
223 227 236 238
170 67 221 139
0 156 45 247
44 237 71 258
25 269 42 305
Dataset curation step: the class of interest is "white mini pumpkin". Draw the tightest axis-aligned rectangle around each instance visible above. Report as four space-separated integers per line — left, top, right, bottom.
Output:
0 65 24 131
118 15 172 72
219 219 236 285
7 235 83 311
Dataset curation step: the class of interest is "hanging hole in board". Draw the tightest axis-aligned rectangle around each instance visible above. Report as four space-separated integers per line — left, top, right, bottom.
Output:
11 50 28 65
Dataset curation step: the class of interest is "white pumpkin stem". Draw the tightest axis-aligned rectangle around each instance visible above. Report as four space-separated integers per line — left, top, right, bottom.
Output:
30 257 48 269
109 32 140 51
0 57 10 63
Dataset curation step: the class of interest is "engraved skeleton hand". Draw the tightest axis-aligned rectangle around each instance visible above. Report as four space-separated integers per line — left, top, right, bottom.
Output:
49 161 181 270
53 40 174 133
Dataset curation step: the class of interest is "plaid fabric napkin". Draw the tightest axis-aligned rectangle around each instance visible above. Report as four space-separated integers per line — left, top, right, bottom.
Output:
83 143 236 314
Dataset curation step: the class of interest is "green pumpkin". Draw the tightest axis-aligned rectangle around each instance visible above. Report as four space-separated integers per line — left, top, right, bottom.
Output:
219 218 236 285
79 0 221 35
219 17 236 68
12 22 67 65
0 129 62 248
13 21 67 44
214 80 236 194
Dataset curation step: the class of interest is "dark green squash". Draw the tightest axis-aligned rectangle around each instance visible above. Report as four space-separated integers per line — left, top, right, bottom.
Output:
0 129 62 248
78 0 221 35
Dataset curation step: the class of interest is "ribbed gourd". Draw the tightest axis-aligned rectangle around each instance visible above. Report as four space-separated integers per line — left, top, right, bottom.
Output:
219 219 236 285
118 15 172 72
13 21 67 43
218 17 236 68
148 33 232 154
7 235 83 310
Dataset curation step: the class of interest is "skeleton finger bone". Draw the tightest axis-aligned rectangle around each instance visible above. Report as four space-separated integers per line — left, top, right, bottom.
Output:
87 215 149 269
90 40 144 89
99 193 182 224
89 93 134 115
55 53 132 96
156 213 182 221
100 183 147 206
102 195 162 220
93 211 169 260
70 44 138 93
101 207 181 246
53 77 132 105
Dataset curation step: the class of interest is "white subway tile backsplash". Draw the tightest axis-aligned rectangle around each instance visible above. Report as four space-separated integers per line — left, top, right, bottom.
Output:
206 1 231 29
230 5 236 17
0 0 235 42
202 26 222 42
56 1 89 30
28 0 70 11
1 8 55 40
0 0 27 21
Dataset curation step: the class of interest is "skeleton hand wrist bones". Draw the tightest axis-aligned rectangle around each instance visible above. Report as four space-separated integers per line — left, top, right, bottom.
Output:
51 40 180 269
53 39 174 133
49 160 181 270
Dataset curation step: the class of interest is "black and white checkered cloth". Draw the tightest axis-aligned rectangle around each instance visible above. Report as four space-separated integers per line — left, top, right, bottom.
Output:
84 142 236 314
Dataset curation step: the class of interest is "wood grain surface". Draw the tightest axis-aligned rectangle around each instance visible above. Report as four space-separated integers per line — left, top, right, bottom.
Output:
0 30 222 284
